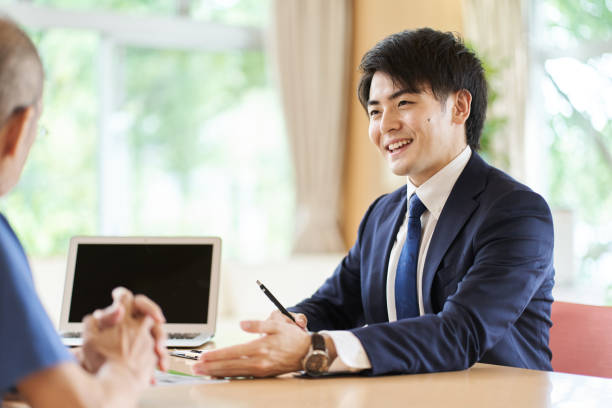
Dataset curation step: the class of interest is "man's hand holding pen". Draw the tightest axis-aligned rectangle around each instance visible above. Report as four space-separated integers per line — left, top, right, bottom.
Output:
192 280 338 378
267 309 308 328
192 312 310 377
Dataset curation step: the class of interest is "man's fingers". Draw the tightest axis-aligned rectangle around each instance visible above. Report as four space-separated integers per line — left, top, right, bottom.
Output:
151 323 167 350
83 314 99 334
294 313 308 329
193 358 246 377
133 294 166 323
267 310 286 322
138 315 155 333
157 348 169 372
199 345 252 362
112 286 133 301
268 311 305 327
133 316 156 354
84 307 125 334
111 287 134 311
193 357 269 378
150 323 168 371
199 337 268 363
240 320 279 335
92 304 123 329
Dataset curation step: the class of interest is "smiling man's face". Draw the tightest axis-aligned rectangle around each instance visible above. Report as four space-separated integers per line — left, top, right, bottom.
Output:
367 71 468 186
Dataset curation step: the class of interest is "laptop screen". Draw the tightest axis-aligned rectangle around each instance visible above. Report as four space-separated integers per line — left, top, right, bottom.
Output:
68 243 213 324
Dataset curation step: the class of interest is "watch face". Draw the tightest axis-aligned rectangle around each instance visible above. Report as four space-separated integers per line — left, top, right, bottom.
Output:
305 351 329 376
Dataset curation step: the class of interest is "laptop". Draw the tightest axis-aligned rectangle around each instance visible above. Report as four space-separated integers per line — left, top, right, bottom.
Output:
59 236 221 348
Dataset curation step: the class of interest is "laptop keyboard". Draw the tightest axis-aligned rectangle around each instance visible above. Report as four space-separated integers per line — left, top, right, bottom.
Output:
62 332 200 340
168 333 200 339
61 332 82 338
61 332 82 339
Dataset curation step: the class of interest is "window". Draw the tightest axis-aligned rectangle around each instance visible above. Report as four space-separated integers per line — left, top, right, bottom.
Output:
0 0 294 263
528 0 612 304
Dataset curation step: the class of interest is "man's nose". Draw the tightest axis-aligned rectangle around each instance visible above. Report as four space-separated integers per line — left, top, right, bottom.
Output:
380 109 401 134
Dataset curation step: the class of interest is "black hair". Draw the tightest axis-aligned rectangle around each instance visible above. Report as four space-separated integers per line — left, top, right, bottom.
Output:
357 28 487 150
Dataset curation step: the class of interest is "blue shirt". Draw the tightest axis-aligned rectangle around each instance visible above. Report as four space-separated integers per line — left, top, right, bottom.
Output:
0 213 73 393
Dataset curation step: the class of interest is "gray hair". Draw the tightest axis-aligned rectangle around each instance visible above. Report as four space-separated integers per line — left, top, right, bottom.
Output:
0 17 44 127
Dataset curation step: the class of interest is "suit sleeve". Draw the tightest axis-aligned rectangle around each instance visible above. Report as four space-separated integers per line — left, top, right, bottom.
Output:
351 189 554 375
289 195 387 331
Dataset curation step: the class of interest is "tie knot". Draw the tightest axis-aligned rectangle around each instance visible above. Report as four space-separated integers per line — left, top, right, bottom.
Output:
408 194 426 218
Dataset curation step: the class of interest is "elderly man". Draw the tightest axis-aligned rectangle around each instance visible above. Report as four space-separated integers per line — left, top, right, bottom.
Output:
0 18 167 407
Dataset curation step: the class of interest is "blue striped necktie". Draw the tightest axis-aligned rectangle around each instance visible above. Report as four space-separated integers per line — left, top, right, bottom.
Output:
395 193 427 319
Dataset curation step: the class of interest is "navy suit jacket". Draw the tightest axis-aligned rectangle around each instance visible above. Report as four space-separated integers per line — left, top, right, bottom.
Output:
291 152 555 375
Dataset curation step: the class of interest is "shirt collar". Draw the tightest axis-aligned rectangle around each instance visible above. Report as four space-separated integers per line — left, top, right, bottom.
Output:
406 146 472 220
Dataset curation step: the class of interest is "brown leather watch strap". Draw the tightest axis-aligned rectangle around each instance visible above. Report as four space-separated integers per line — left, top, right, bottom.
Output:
311 333 326 351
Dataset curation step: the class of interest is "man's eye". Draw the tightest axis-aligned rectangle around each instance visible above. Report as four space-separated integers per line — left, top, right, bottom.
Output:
398 100 413 107
369 110 380 117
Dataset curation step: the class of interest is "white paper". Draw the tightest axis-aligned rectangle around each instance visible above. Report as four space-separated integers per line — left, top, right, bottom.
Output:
153 370 229 386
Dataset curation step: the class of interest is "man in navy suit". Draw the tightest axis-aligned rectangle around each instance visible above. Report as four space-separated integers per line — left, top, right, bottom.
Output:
194 28 555 377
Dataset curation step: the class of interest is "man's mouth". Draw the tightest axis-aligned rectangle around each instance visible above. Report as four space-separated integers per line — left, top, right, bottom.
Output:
386 139 413 153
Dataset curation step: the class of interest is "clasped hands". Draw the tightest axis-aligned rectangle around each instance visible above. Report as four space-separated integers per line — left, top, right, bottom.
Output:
76 293 325 380
192 311 314 378
75 287 168 387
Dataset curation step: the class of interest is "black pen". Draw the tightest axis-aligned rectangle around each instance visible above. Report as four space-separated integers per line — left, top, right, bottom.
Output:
256 280 304 329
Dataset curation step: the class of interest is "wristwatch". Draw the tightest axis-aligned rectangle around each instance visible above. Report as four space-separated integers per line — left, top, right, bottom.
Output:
302 332 329 376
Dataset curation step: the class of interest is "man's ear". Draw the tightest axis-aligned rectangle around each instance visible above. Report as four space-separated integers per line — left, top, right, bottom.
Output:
0 106 34 158
451 89 472 125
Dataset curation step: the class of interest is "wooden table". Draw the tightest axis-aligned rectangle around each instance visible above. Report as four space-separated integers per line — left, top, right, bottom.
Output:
143 347 612 408
5 322 612 407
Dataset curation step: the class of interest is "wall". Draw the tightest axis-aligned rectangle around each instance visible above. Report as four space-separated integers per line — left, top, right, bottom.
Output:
341 0 464 247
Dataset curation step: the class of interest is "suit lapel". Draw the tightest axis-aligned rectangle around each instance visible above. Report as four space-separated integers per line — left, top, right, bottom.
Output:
370 189 406 323
421 152 488 313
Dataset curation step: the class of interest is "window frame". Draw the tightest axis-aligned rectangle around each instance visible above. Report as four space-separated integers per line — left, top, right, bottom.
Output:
1 1 265 234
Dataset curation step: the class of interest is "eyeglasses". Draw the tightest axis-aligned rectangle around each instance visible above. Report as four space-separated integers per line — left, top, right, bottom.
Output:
38 124 48 139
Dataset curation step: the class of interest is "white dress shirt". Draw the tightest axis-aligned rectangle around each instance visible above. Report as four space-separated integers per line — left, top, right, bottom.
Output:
322 146 472 372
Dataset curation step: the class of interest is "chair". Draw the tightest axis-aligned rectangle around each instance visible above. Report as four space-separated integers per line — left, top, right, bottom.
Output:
549 301 612 378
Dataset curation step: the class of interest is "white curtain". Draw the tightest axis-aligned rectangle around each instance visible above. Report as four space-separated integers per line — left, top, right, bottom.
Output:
271 0 351 253
462 0 529 181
